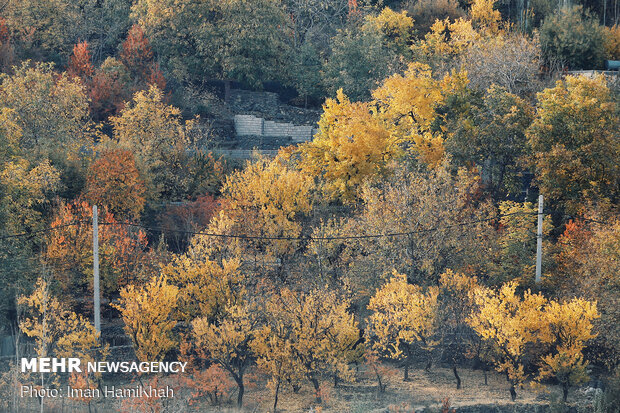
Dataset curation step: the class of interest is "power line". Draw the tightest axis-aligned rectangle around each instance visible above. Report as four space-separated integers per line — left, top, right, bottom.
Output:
0 221 90 241
0 211 537 243
102 213 531 241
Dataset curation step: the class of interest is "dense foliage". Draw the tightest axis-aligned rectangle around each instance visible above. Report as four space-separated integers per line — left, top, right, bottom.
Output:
0 0 618 411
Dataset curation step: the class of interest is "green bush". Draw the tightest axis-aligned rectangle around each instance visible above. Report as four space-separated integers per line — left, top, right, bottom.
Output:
540 6 606 70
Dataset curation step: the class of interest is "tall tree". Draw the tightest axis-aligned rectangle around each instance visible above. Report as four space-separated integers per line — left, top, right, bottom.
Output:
526 74 619 215
366 271 440 380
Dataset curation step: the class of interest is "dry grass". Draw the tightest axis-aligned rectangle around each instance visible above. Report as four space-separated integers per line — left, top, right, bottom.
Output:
183 364 559 412
14 364 566 412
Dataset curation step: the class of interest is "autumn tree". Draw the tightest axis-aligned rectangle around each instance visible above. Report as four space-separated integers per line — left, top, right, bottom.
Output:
19 278 99 359
444 85 534 196
200 154 314 277
67 41 94 81
438 269 481 389
0 112 61 236
366 271 440 380
467 282 548 401
0 18 14 73
252 288 360 409
411 17 479 72
0 61 93 163
459 33 541 96
19 278 100 412
159 194 222 252
296 89 399 202
83 149 146 220
192 301 260 407
603 25 620 60
551 215 620 368
0 109 62 326
327 163 495 297
89 57 132 121
45 200 150 310
161 253 244 323
470 0 501 34
372 63 468 167
538 298 599 402
111 85 198 201
526 74 619 215
120 24 154 79
406 0 465 35
363 8 414 57
112 276 179 362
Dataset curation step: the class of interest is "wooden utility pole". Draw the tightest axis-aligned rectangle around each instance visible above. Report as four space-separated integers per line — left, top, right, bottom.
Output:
93 205 101 334
535 194 543 283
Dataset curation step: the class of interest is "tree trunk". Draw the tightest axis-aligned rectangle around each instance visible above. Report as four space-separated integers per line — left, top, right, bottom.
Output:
311 377 322 403
403 361 410 381
453 364 461 390
510 384 517 401
425 352 432 372
563 382 569 403
234 376 244 407
483 367 488 386
377 372 385 393
334 373 339 388
273 379 281 413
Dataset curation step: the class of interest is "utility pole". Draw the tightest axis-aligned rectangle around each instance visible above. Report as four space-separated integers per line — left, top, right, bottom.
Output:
535 194 543 284
93 205 101 334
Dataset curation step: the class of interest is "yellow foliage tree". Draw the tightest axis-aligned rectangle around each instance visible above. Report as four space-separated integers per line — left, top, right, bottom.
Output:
372 63 468 167
0 61 94 162
363 7 414 56
18 279 100 411
251 288 359 409
467 282 547 401
366 271 440 380
413 17 480 67
112 276 178 362
526 74 619 215
538 298 599 402
162 254 243 323
202 155 314 272
19 278 99 360
297 89 399 202
192 301 260 407
470 0 501 33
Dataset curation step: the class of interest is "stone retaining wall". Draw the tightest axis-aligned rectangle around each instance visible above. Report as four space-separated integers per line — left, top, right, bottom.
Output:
234 114 318 143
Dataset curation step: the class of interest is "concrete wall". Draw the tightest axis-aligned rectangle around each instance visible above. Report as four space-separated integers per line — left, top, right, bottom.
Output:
234 114 316 142
234 115 264 136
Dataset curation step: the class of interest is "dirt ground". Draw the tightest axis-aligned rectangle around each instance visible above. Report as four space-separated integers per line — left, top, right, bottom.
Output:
14 363 584 413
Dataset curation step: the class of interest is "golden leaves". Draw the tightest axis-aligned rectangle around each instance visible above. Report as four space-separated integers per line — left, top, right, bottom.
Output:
112 276 179 362
367 271 440 360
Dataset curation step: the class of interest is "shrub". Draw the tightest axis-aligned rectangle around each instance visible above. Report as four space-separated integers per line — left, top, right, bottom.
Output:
540 6 605 70
603 25 620 60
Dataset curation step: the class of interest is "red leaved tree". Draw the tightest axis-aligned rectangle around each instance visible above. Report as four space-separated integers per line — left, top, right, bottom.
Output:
67 41 94 81
83 149 146 220
45 200 151 313
120 24 154 78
